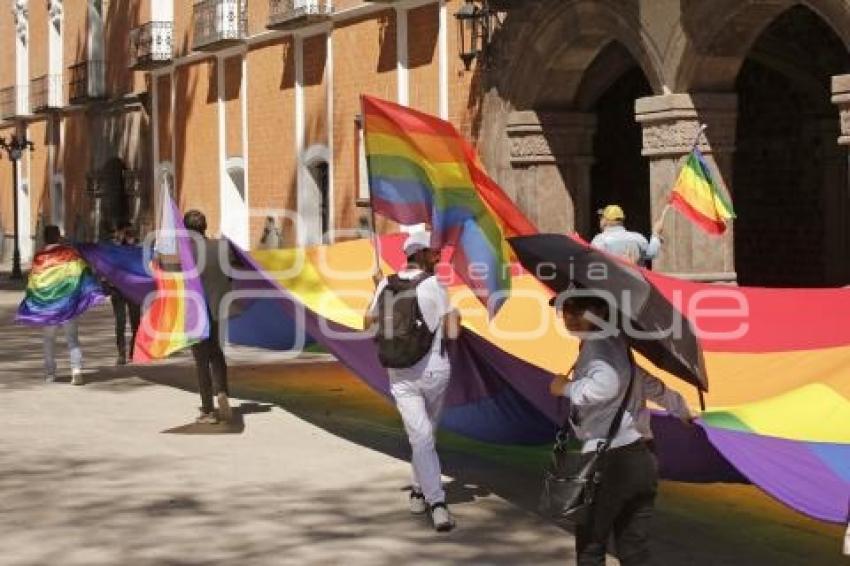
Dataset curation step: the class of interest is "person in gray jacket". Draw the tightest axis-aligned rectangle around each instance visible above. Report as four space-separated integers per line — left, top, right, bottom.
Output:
548 292 696 565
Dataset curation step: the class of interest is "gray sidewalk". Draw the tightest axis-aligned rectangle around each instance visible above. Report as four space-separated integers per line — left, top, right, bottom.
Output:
0 289 842 565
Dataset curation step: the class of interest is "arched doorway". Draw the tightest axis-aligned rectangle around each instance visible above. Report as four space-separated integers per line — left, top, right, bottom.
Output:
578 43 653 240
733 5 850 286
299 144 331 245
221 156 249 249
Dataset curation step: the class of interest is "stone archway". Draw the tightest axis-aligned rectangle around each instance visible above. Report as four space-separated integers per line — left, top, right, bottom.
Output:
731 5 850 286
477 0 663 234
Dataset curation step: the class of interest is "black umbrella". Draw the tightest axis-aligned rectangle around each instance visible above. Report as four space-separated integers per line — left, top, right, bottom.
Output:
509 234 708 397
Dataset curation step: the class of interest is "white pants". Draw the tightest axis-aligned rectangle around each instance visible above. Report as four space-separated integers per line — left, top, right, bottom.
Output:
43 320 82 376
390 369 450 505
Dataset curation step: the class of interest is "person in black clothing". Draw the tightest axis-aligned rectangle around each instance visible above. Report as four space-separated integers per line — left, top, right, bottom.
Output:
183 210 239 424
107 223 142 365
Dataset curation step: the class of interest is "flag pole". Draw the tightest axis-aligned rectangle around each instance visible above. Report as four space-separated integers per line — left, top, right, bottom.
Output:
656 123 708 228
360 95 383 283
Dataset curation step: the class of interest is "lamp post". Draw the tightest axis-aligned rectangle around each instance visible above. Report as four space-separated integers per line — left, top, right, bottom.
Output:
454 0 493 71
0 134 35 279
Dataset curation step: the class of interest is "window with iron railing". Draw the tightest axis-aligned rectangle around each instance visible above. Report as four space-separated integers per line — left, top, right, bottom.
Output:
30 74 64 112
192 0 248 50
69 61 106 103
130 21 173 69
0 85 29 119
268 0 333 30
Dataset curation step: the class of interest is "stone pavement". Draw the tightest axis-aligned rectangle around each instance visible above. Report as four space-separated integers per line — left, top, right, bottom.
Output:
0 286 843 565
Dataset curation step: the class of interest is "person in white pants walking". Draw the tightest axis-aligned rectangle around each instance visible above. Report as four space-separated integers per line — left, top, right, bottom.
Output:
43 319 83 384
367 230 461 532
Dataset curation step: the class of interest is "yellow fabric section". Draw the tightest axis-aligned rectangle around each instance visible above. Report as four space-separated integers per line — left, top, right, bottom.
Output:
366 132 475 188
705 383 850 443
250 238 850 416
28 259 85 290
364 126 467 163
673 165 734 220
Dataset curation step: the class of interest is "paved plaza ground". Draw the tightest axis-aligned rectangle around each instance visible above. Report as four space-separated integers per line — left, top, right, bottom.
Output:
0 283 844 565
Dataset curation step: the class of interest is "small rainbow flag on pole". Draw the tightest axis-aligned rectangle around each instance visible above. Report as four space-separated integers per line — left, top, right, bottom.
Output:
669 147 736 235
133 186 209 362
361 95 536 316
16 245 107 326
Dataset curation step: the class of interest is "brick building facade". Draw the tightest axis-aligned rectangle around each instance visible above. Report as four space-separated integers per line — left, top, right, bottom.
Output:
2 1 850 286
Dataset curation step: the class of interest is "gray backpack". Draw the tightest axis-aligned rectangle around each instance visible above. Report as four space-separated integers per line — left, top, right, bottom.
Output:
374 274 436 368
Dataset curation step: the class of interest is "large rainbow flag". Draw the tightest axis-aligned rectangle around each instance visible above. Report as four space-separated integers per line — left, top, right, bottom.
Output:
84 234 850 523
132 190 209 362
670 147 735 234
362 95 536 316
16 244 107 326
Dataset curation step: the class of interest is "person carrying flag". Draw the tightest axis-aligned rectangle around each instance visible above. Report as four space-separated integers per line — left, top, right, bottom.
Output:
590 205 665 266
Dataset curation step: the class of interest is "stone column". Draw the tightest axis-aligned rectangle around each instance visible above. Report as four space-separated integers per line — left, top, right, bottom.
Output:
832 75 850 146
635 93 737 280
506 111 596 234
830 75 850 283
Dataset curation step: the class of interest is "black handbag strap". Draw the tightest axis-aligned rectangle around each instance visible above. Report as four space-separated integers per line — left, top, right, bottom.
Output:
600 352 636 451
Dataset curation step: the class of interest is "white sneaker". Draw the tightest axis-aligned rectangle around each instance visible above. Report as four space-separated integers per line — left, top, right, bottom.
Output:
409 490 427 515
430 503 455 532
71 369 84 386
216 392 233 422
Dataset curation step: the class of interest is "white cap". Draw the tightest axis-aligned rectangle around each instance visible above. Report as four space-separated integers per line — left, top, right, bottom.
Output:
402 230 432 256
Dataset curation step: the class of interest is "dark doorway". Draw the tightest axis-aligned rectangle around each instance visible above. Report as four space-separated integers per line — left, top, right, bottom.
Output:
100 157 130 235
733 6 850 286
587 63 653 241
308 161 330 243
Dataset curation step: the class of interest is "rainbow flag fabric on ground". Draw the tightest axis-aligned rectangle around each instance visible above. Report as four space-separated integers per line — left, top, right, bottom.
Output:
670 148 735 234
362 95 536 316
16 245 107 326
133 191 209 362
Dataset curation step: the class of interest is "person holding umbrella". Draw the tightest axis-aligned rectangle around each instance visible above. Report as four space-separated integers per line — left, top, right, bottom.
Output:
548 291 697 565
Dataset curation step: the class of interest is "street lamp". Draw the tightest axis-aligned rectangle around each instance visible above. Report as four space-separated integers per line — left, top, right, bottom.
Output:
0 134 35 279
454 0 493 71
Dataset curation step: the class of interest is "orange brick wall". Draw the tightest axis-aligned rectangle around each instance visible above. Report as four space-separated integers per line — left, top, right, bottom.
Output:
173 1 192 58
246 38 297 247
61 113 92 238
29 1 48 79
303 33 328 148
27 121 49 237
105 0 136 97
446 0 478 138
0 10 14 88
157 74 173 163
174 59 221 235
64 0 88 104
408 3 440 116
224 55 243 159
332 10 397 235
248 0 270 36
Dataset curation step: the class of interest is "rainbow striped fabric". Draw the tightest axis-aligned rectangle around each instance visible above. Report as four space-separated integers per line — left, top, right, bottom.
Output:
132 192 209 362
670 148 735 234
16 245 107 326
362 95 536 316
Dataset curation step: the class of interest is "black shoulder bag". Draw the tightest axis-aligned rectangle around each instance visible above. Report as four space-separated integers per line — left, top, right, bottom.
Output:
539 358 636 524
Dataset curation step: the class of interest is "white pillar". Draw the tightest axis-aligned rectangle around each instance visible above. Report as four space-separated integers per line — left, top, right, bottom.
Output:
438 0 448 119
396 6 409 106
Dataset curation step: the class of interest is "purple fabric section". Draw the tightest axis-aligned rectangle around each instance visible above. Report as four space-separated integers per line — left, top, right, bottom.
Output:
650 412 747 483
78 244 154 306
703 425 850 523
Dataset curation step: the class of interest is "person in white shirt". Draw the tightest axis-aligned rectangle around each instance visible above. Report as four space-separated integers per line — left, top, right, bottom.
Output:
365 230 461 532
548 292 695 565
591 205 664 266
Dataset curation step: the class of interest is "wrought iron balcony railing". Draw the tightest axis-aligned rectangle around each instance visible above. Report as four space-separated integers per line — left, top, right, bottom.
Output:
0 85 29 119
268 0 333 31
129 21 173 70
30 74 64 112
69 60 107 104
192 0 248 51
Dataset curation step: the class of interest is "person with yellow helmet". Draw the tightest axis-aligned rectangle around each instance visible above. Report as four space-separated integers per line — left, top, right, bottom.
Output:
591 205 665 266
